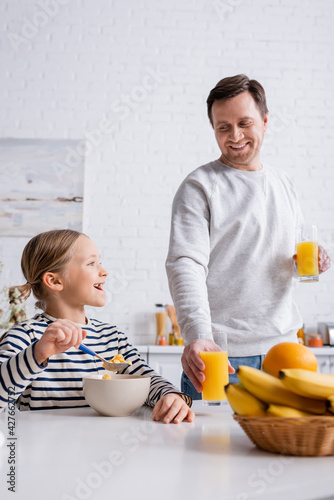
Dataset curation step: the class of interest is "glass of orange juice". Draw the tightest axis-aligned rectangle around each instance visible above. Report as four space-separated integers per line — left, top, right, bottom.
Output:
296 224 319 282
199 332 229 406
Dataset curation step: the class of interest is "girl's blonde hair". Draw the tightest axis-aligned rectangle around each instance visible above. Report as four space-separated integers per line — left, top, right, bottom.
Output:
10 229 83 311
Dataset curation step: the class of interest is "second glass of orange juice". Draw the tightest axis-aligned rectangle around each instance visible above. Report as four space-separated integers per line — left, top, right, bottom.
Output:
199 332 229 406
296 224 319 282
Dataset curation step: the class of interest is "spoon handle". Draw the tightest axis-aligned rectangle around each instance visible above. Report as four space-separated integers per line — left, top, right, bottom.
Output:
78 343 95 356
78 344 105 363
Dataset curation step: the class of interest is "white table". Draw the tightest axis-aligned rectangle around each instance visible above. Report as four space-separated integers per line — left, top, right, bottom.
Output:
1 401 334 500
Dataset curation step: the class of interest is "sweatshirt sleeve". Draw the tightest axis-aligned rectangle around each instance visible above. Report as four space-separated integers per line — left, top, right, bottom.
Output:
165 172 213 343
117 332 192 408
0 326 47 411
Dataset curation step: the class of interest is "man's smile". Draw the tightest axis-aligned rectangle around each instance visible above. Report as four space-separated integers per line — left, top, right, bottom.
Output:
229 142 249 151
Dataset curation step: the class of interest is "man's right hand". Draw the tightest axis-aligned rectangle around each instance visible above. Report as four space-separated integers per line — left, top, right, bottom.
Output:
181 339 235 393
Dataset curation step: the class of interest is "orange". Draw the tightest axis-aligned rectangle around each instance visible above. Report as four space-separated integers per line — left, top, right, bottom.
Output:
262 342 318 378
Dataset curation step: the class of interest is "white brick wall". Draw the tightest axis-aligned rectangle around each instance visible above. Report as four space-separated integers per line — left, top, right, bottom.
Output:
1 0 333 344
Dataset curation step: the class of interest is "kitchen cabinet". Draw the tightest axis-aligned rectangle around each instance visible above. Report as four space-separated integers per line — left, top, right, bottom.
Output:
316 356 332 373
309 347 334 373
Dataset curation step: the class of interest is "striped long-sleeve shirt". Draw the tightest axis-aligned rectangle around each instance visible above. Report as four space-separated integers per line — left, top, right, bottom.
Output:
0 312 191 411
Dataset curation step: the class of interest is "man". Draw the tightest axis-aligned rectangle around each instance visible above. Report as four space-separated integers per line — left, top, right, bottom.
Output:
165 74 331 400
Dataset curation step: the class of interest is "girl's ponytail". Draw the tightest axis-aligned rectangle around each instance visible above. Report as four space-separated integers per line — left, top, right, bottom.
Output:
6 283 31 326
8 282 32 304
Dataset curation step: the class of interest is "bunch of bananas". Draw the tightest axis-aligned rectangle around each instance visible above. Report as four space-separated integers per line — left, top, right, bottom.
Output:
225 365 334 417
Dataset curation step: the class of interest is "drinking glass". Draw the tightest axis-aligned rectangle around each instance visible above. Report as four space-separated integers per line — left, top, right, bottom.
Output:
199 331 229 406
296 224 319 282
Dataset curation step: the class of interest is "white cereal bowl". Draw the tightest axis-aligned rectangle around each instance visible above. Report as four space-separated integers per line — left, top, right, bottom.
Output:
82 374 151 417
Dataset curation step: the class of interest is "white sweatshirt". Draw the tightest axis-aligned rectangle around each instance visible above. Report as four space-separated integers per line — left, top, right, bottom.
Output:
166 160 303 356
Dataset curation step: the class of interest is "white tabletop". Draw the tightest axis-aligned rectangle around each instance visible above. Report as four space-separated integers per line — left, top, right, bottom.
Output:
1 401 334 500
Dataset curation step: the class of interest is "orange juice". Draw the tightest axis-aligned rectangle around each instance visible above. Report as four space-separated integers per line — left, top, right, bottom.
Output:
296 241 318 277
199 351 229 402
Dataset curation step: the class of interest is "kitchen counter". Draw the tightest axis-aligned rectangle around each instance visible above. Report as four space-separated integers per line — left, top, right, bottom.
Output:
1 402 333 500
308 346 334 354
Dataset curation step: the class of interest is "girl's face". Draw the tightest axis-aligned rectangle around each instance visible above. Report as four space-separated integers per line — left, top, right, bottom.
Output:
60 235 108 309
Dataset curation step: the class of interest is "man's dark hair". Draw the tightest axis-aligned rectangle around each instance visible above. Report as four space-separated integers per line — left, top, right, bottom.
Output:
206 74 269 126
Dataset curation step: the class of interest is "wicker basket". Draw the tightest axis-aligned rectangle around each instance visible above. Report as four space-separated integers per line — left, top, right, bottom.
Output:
233 414 334 456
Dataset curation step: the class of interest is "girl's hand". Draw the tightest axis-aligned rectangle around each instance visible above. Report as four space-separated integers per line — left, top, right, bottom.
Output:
34 319 87 365
152 393 195 424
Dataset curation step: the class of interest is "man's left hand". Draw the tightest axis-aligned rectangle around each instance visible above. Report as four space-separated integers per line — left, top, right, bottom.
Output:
293 245 331 274
318 245 331 273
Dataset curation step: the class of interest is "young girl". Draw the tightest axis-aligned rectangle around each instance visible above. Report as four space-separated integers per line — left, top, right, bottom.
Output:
0 229 194 424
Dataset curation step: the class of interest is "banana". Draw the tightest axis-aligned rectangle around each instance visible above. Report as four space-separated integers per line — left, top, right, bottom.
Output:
279 369 334 400
267 404 315 418
236 365 326 414
326 395 334 414
225 383 267 417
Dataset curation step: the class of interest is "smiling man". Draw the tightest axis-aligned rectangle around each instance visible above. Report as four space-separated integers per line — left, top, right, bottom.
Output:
211 90 267 171
165 74 331 400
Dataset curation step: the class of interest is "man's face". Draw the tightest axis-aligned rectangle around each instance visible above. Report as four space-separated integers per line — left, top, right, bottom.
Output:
211 91 268 171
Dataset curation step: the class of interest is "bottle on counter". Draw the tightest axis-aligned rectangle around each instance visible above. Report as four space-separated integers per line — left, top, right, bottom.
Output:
168 332 175 345
297 325 305 345
307 334 323 347
158 334 167 346
155 304 167 345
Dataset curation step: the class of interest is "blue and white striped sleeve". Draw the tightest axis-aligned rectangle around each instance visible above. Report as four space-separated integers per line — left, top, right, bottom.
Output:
0 326 46 411
117 331 192 408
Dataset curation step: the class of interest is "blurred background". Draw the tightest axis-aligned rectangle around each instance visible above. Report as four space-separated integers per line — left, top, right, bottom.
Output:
0 0 333 344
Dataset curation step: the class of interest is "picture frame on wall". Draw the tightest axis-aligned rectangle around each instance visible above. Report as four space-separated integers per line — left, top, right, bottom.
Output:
0 138 84 236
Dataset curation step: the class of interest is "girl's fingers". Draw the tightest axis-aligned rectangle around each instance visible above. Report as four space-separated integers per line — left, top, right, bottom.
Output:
56 326 76 346
153 395 181 422
54 321 83 347
179 407 195 423
153 395 196 424
186 409 195 422
54 328 66 343
171 404 190 424
166 401 195 424
154 398 175 421
162 400 183 424
152 399 163 420
77 328 87 347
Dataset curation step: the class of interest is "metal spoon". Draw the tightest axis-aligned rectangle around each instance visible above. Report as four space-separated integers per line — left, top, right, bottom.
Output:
78 344 130 371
